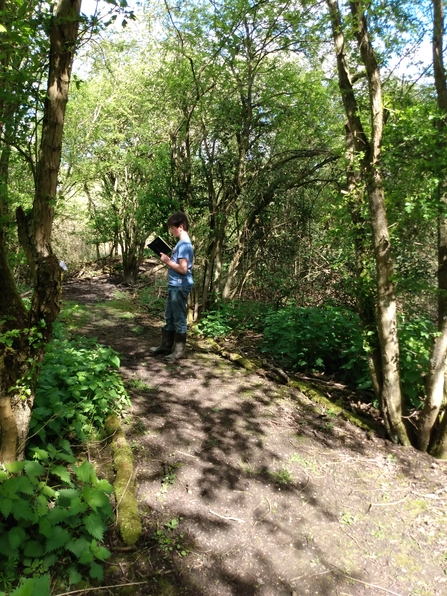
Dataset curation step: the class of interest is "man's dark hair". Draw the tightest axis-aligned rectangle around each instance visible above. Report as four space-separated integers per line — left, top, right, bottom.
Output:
167 212 189 231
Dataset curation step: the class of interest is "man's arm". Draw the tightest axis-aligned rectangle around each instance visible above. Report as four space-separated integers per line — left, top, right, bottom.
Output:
160 253 188 275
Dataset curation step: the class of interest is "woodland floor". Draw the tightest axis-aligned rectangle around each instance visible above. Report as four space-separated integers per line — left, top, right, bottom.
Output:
61 266 447 596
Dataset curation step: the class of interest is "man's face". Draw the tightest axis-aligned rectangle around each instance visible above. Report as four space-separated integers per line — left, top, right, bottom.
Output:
169 224 182 238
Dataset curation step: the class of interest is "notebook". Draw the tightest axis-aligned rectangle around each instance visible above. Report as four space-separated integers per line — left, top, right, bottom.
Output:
147 237 172 257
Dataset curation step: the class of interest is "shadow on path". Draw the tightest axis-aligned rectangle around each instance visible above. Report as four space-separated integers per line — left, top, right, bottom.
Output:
62 278 447 596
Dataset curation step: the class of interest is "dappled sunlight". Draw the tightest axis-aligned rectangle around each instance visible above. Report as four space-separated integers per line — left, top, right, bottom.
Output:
60 278 447 596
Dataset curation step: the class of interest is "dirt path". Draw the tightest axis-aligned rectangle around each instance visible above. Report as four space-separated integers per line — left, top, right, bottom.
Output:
62 276 447 596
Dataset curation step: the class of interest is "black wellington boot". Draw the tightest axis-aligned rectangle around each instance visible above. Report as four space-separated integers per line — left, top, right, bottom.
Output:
164 333 186 363
149 329 175 356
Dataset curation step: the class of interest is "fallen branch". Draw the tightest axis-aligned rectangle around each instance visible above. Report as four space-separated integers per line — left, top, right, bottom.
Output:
330 563 404 596
54 581 147 596
209 509 245 523
367 493 409 511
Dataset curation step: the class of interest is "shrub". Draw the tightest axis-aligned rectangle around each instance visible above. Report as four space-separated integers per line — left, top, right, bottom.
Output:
30 328 130 447
195 300 270 337
262 305 437 407
261 305 371 389
398 315 436 409
138 283 167 315
0 443 113 594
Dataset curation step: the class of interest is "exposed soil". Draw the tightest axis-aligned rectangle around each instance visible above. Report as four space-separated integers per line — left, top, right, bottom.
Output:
61 271 447 596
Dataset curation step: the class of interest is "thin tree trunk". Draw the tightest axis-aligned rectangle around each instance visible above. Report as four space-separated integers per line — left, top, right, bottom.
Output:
326 0 409 444
425 0 447 456
351 0 408 444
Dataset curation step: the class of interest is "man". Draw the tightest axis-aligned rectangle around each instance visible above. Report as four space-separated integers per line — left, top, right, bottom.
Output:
149 212 194 362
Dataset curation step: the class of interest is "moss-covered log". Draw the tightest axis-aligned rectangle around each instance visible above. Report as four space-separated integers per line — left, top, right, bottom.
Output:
288 379 377 432
105 414 142 546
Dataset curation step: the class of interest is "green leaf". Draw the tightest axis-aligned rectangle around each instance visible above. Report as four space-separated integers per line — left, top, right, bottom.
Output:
58 438 73 454
12 500 36 522
57 488 81 504
43 553 58 569
39 518 52 538
89 560 104 580
79 547 94 564
93 544 111 562
45 526 71 553
23 539 45 558
50 464 72 484
68 567 83 585
95 478 114 493
84 512 105 540
4 475 34 496
40 484 56 498
0 496 13 517
30 447 49 462
0 533 12 556
24 460 46 482
75 460 95 483
66 536 90 558
47 506 70 524
10 580 34 596
9 574 50 596
8 526 27 549
110 354 120 368
82 485 110 511
5 461 25 474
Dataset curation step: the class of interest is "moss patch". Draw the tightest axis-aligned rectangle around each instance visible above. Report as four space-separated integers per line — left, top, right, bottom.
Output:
105 413 142 546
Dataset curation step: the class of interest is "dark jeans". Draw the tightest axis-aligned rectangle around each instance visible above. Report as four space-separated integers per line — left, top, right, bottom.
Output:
164 286 191 334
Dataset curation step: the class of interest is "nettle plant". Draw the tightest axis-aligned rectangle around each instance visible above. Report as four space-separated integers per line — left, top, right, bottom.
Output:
0 324 132 594
30 327 130 446
0 442 113 595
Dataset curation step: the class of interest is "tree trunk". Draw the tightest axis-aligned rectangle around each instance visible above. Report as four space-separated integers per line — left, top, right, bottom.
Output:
326 0 410 445
425 0 447 456
0 0 81 462
351 0 409 445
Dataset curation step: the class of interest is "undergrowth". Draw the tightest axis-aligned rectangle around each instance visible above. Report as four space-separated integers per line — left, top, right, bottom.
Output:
0 448 113 595
30 323 130 447
1 321 131 595
196 300 435 408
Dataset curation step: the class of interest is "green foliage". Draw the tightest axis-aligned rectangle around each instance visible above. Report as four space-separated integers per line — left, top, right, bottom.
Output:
138 284 166 315
398 316 437 409
262 305 437 408
195 299 270 337
0 444 113 594
152 518 188 557
195 310 232 338
30 324 130 446
261 305 371 389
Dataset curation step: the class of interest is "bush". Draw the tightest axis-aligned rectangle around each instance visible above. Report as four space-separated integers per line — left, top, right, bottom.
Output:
30 328 130 447
195 300 270 337
261 305 371 389
398 315 436 409
138 283 167 315
262 305 437 407
0 443 113 594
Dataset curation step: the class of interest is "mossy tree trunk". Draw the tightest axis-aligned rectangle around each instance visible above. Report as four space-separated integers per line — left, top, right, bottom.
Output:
0 0 81 462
